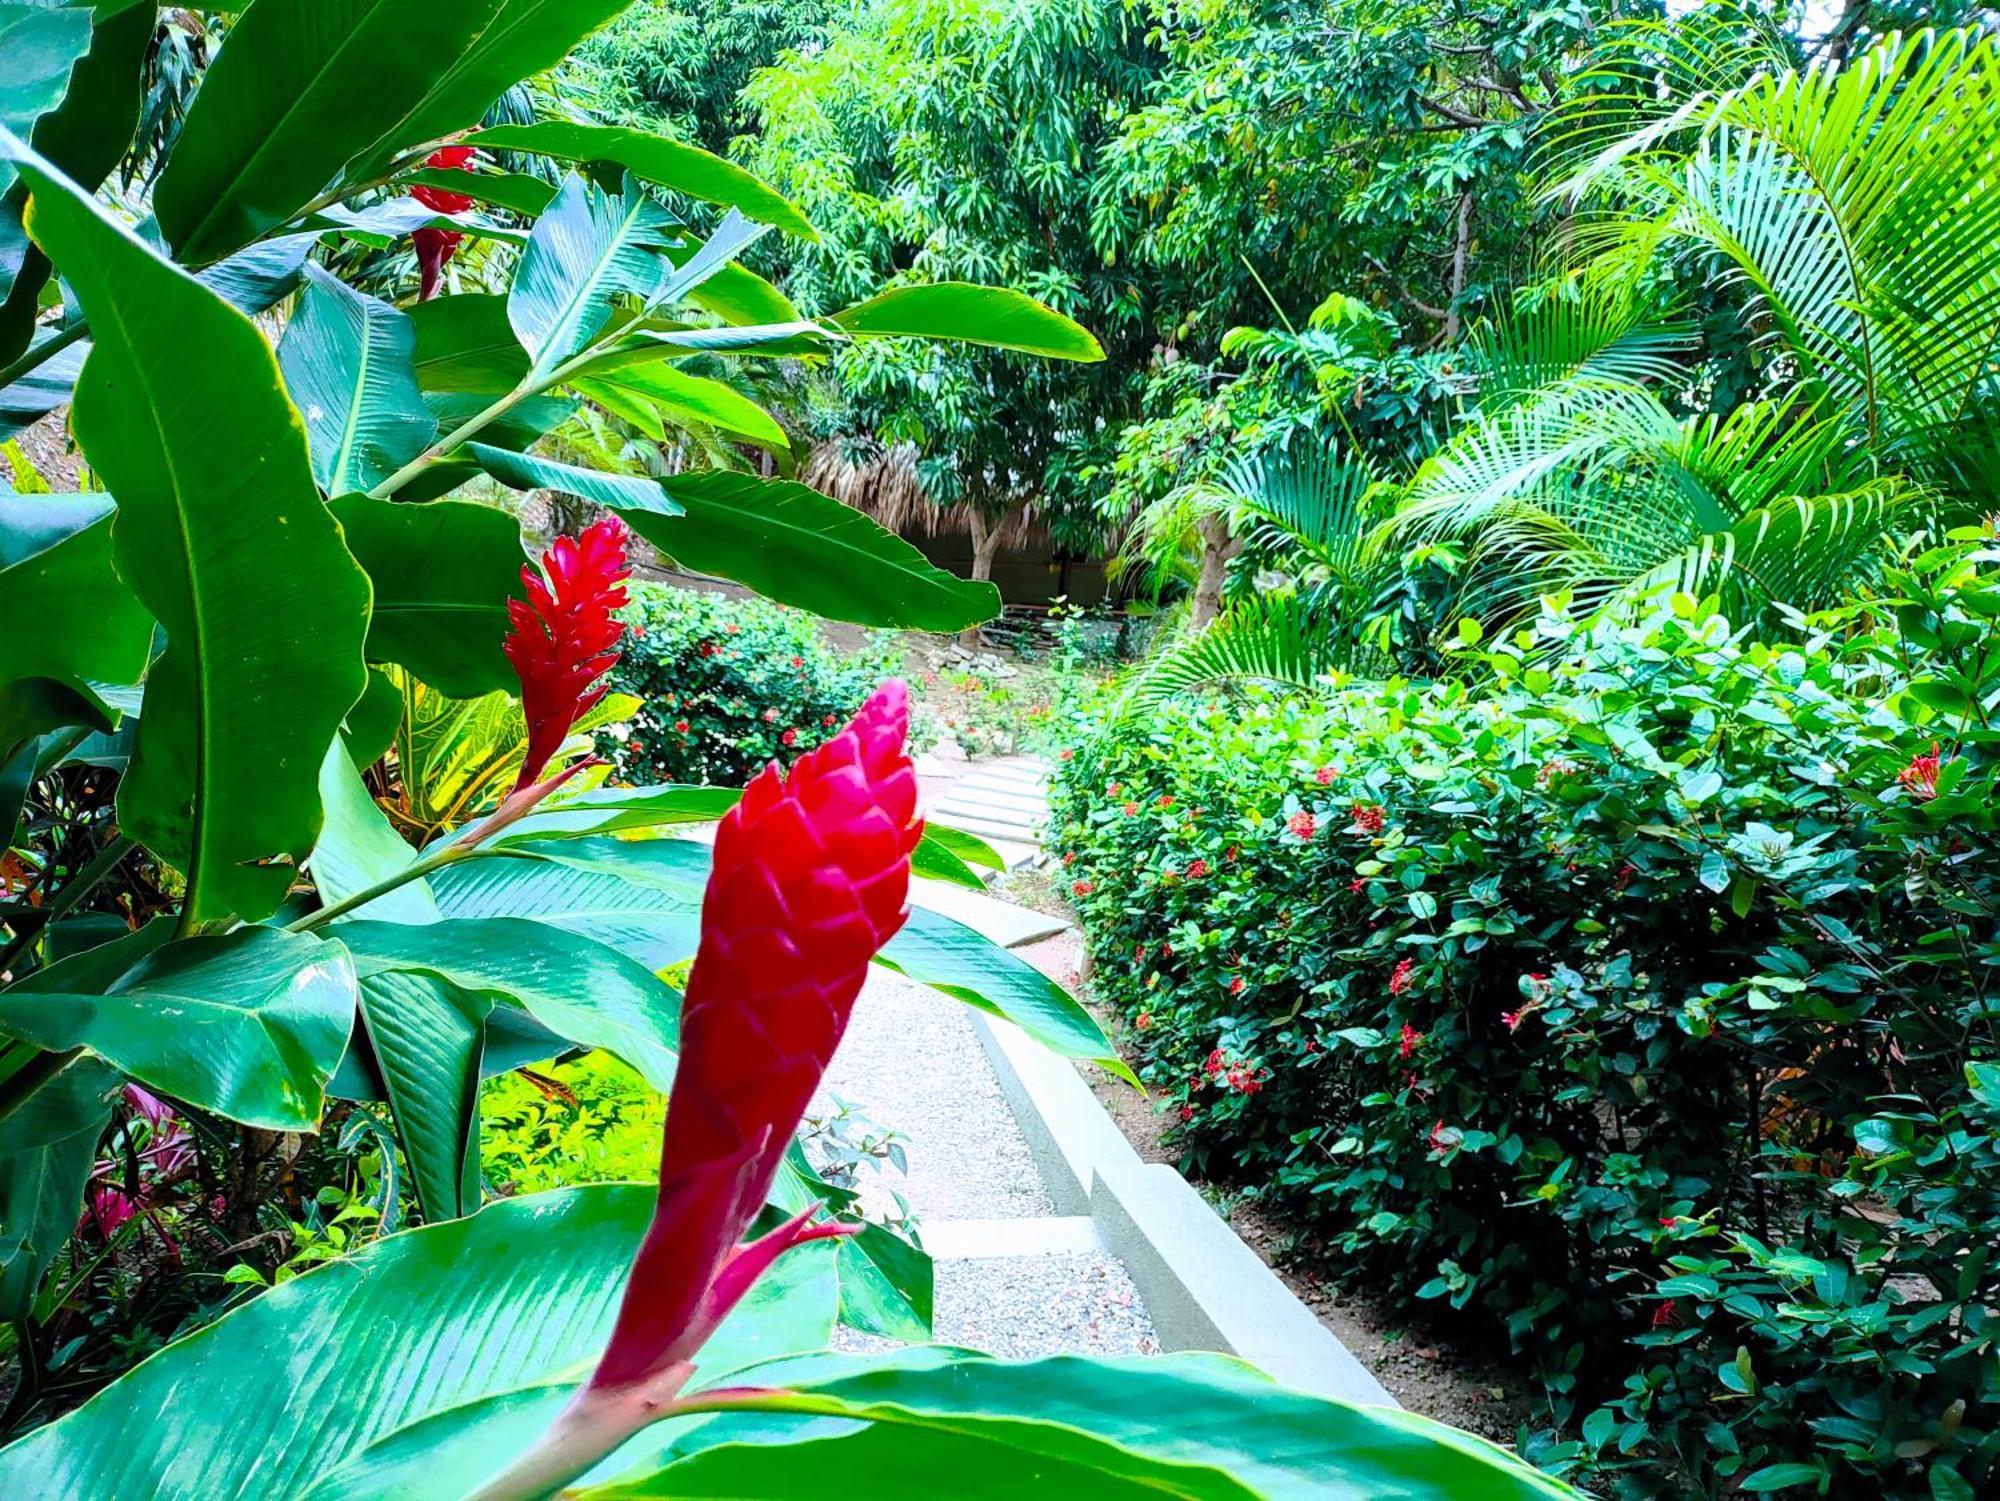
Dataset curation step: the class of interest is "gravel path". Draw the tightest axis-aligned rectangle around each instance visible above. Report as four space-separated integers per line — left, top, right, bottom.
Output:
813 962 1158 1359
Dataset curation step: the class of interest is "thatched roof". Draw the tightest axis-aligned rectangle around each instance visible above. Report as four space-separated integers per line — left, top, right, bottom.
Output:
802 439 1045 552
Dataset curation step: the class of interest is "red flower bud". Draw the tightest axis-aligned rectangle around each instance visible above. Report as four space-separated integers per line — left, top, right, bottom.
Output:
592 681 920 1391
503 518 632 792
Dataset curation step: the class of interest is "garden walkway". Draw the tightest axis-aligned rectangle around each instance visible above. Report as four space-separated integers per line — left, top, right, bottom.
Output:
815 753 1165 1357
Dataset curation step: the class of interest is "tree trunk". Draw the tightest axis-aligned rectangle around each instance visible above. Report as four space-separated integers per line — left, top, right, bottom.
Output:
1190 512 1239 631
1445 190 1472 342
960 505 1014 648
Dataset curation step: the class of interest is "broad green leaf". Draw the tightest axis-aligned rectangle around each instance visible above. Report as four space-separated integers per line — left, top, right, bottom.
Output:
279 265 437 495
429 838 703 967
587 1350 1578 1500
0 1054 118 1318
923 821 1005 872
340 0 636 185
336 915 683 1090
400 165 556 218
583 319 830 371
12 138 373 924
467 122 814 238
0 325 84 441
467 442 684 516
885 903 1127 1079
831 283 1104 362
151 0 507 264
0 493 151 688
457 838 1119 1074
195 232 321 315
509 172 682 378
329 494 524 696
572 363 788 448
617 472 999 632
0 926 356 1130
310 742 440 924
409 291 528 394
0 1184 840 1500
484 784 742 846
303 197 528 251
359 968 487 1220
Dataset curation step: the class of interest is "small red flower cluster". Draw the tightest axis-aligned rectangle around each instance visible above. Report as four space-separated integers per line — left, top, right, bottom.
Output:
1228 974 1245 995
1349 877 1367 894
1122 801 1140 816
1203 1048 1265 1094
1185 857 1209 879
1899 742 1944 800
1286 809 1317 840
1428 1119 1455 1155
1135 1010 1153 1030
1389 957 1415 995
1156 794 1175 810
1398 1020 1423 1059
1107 781 1123 796
1351 802 1386 835
1071 879 1094 897
1314 765 1335 786
1651 1299 1679 1328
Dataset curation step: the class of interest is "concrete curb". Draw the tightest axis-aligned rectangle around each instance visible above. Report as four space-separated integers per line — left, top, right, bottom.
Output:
970 1013 1397 1408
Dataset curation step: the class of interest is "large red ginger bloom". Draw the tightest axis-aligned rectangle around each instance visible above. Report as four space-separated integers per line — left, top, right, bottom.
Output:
502 516 632 792
592 679 921 1389
411 146 476 300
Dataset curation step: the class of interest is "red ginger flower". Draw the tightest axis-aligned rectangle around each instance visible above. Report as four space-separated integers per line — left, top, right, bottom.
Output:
591 681 920 1392
410 146 477 300
503 517 632 792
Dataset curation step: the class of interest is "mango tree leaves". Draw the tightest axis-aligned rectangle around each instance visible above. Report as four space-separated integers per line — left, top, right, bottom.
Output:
0 493 151 688
614 471 998 631
577 1350 1581 1501
0 925 356 1130
11 136 373 924
278 265 437 495
466 442 683 515
0 1184 841 1501
329 495 524 697
466 121 815 238
571 363 788 449
508 172 683 379
152 0 508 264
0 1054 119 1319
336 915 682 1090
831 284 1105 362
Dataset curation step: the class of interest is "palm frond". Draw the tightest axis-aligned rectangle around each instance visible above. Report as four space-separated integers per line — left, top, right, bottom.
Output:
1114 596 1352 717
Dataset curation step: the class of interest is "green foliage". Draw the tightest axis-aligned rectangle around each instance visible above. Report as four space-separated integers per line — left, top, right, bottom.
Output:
482 1050 665 1193
608 582 899 785
1052 549 2000 1497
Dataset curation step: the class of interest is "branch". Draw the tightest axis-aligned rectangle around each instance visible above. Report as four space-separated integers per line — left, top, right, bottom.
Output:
1362 253 1447 321
1418 96 1487 130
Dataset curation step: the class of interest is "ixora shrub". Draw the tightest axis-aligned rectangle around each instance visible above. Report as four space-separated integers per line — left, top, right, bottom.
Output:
1052 552 2000 1499
608 582 899 785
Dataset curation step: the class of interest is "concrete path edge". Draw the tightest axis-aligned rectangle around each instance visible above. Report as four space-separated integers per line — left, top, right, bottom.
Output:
970 1013 1397 1408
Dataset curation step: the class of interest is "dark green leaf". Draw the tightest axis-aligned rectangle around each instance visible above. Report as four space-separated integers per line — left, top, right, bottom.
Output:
0 493 151 689
358 969 486 1220
409 292 528 395
330 495 524 697
617 471 998 632
12 136 374 924
0 1054 118 1318
152 0 508 263
831 284 1104 361
467 122 814 238
508 172 682 378
467 442 684 516
571 363 788 448
0 926 357 1131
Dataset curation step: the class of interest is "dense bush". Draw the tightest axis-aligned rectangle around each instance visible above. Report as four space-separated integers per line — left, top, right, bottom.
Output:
1051 550 2000 1499
607 583 900 785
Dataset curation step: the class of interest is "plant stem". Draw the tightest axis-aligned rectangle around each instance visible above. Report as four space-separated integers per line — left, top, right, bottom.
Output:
284 843 475 933
0 832 134 977
0 320 86 392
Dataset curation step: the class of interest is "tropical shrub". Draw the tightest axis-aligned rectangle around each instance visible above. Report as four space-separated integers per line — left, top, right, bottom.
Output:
1051 550 2000 1498
608 583 898 784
